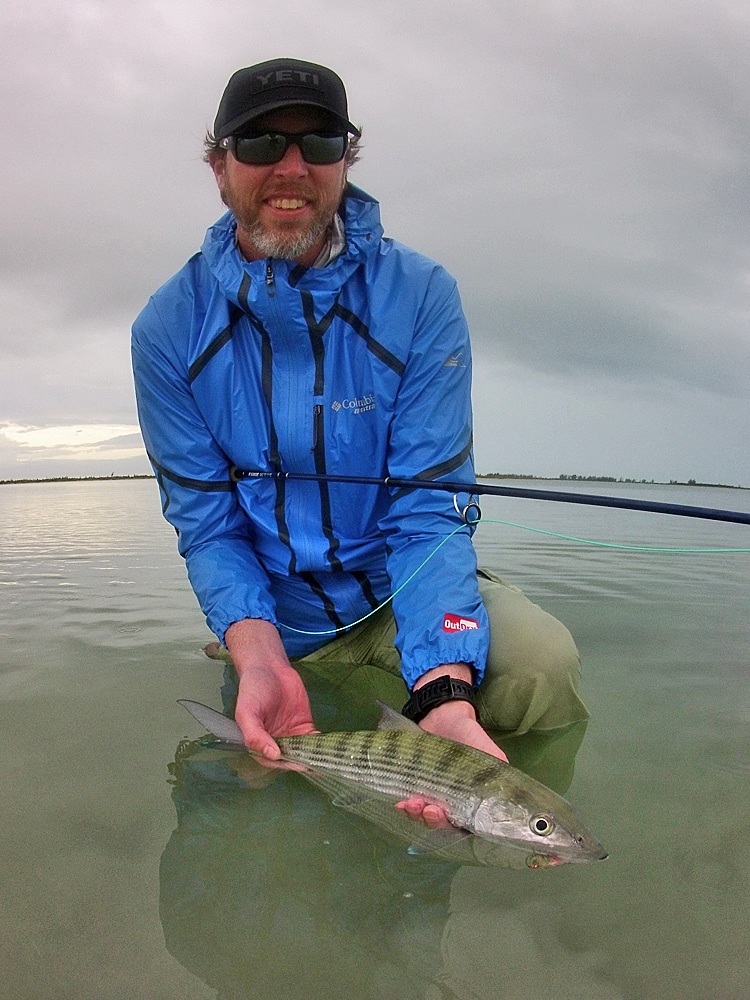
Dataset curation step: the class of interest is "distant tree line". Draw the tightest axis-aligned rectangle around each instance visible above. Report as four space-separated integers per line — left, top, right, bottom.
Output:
478 473 742 489
558 474 654 483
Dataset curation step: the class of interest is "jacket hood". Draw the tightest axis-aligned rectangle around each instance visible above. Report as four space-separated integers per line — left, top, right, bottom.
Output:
200 184 385 303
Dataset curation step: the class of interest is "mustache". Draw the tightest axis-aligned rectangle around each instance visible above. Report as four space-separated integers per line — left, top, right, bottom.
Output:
261 185 318 201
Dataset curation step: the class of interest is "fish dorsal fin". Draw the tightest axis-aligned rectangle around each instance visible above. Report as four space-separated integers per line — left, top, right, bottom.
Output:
178 699 246 747
375 700 422 733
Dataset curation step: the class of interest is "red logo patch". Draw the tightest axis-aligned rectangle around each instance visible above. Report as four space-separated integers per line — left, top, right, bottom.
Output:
443 613 479 632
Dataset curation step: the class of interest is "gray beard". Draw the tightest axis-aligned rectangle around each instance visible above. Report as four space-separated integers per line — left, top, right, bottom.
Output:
243 216 330 262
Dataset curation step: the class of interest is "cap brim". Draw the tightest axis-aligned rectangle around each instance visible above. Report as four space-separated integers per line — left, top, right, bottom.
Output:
218 99 360 139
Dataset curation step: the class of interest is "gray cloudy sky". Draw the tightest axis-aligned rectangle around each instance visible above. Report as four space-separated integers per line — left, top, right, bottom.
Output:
2 0 749 485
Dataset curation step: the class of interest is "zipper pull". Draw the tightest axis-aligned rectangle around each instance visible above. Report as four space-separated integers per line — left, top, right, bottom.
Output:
265 262 276 297
311 404 322 451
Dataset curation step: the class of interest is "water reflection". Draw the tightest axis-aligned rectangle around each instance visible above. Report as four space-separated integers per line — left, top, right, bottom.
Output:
160 670 587 999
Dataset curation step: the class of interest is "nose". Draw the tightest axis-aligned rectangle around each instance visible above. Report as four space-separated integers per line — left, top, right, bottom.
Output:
273 140 308 177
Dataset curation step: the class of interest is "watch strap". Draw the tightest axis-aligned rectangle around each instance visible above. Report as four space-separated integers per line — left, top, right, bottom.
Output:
402 674 479 724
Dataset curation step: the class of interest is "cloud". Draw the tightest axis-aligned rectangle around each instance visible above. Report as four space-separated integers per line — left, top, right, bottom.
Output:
0 422 145 465
1 0 749 484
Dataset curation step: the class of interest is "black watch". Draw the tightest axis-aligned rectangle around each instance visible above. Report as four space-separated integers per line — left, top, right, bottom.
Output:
402 674 479 724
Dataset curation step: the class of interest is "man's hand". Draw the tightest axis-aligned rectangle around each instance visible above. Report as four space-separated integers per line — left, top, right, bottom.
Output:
225 631 502 833
225 618 318 759
396 663 508 830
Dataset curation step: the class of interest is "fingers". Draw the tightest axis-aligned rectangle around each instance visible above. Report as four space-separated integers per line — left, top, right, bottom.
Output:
395 796 454 830
235 715 282 760
250 738 282 760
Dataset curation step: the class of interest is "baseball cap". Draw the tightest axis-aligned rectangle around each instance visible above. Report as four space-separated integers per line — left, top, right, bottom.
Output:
214 58 360 139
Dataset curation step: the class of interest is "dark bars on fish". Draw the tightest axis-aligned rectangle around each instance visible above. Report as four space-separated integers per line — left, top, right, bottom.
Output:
230 468 750 526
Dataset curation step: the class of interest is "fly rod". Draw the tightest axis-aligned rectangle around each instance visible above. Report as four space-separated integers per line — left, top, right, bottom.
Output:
231 469 750 526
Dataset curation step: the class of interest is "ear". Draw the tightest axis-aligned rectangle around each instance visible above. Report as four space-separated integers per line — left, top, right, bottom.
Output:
208 150 227 192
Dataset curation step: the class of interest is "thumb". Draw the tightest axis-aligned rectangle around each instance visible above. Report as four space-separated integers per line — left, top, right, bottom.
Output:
236 715 282 761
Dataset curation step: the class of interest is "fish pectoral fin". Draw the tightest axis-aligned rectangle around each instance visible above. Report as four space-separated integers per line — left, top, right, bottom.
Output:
301 769 375 808
375 700 422 733
298 767 488 864
332 792 368 808
406 827 474 857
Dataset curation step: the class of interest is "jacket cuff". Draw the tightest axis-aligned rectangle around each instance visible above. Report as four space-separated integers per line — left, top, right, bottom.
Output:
399 628 489 690
207 605 278 647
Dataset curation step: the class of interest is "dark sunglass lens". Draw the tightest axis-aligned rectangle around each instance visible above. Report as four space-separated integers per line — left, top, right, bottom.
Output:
299 133 347 164
231 132 347 165
233 134 288 164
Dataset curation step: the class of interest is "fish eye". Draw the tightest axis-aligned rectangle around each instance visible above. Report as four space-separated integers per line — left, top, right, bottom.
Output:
530 814 555 837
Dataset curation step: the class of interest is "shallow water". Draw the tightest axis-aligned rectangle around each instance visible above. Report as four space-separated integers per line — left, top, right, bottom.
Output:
0 478 748 999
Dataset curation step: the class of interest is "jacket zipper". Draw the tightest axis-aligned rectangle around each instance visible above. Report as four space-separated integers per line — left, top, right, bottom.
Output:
265 262 276 297
311 403 323 451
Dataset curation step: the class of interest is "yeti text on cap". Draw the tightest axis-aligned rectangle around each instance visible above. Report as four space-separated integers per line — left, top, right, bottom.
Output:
253 69 322 91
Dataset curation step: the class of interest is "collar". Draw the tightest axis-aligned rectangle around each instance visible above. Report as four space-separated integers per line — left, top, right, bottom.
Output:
310 212 347 268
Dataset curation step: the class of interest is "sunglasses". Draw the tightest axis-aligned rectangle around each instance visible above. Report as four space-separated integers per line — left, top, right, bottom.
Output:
220 130 349 166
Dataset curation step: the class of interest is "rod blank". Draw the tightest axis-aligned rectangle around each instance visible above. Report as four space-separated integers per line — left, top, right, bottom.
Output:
234 469 750 526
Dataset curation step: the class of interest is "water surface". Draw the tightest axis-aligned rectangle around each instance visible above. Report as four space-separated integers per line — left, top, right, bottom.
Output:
0 478 748 999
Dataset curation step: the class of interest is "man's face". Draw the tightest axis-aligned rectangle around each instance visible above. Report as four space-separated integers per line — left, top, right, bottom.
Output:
211 106 349 266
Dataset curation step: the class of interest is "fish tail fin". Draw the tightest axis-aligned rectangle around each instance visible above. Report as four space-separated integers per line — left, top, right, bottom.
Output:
177 699 246 748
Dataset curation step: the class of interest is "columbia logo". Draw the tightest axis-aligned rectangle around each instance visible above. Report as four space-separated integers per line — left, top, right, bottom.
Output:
444 353 465 368
331 394 376 415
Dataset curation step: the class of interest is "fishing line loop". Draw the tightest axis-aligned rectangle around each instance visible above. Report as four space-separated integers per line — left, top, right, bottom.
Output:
453 494 482 525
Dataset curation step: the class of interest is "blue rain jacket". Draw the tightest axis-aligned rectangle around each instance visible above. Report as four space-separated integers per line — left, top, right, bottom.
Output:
131 185 489 688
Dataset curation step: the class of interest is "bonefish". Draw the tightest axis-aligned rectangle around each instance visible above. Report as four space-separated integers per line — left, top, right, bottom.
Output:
178 698 606 865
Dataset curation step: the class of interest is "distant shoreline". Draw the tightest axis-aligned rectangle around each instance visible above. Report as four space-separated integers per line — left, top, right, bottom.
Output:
477 473 747 490
1 473 746 490
0 474 157 485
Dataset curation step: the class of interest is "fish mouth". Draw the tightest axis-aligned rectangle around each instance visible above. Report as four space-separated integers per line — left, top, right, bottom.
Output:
562 846 609 864
527 847 607 868
580 840 609 862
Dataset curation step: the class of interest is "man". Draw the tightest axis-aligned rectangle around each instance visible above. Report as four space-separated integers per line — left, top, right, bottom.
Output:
132 58 588 826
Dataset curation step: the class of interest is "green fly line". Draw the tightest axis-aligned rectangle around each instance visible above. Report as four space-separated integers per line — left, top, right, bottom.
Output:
278 514 749 637
481 517 750 553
